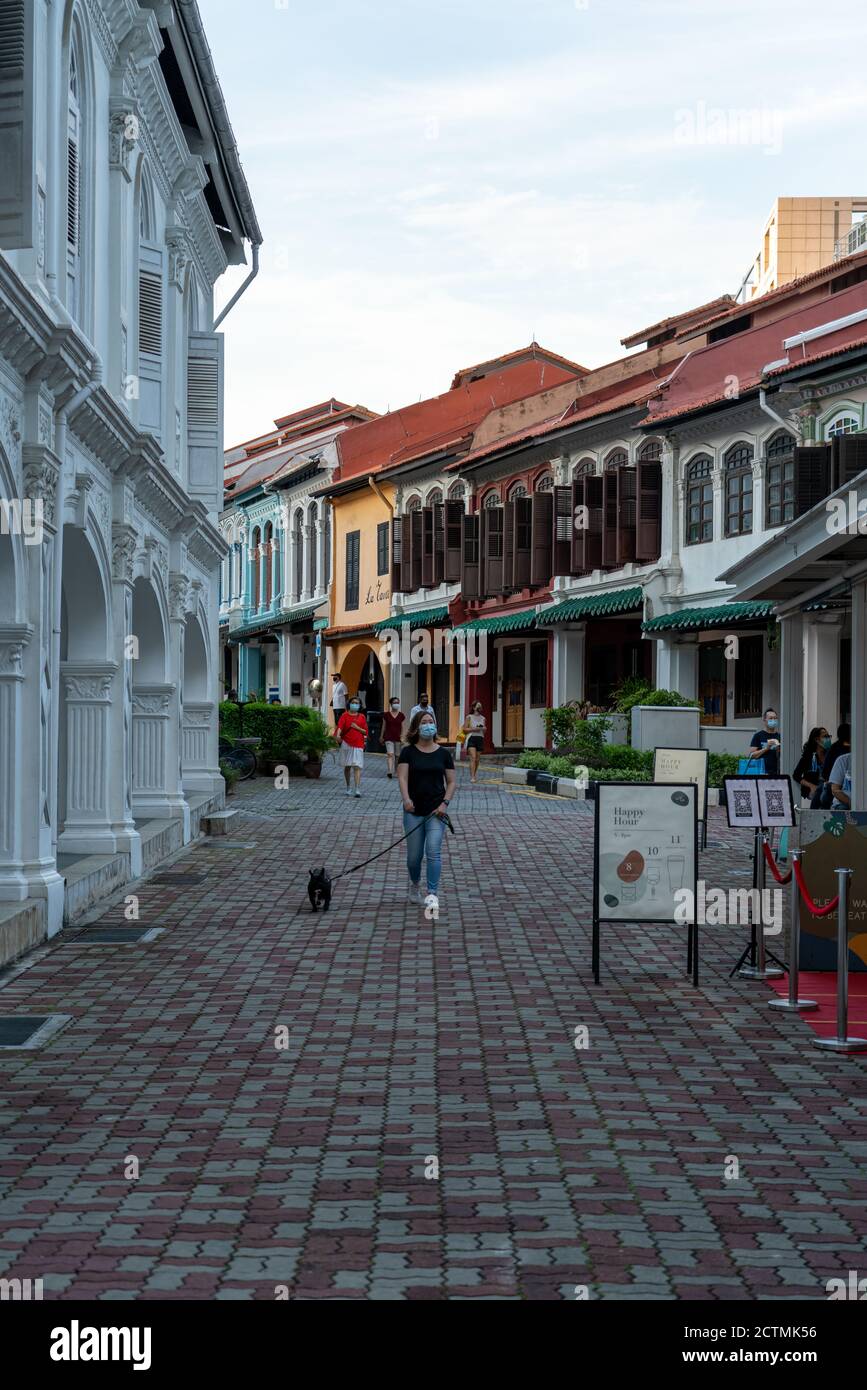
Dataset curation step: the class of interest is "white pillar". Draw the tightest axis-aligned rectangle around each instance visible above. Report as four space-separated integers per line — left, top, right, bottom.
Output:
57 661 118 854
108 535 142 874
779 610 805 784
554 623 586 704
0 628 30 900
182 700 215 792
131 682 182 825
804 614 843 731
851 581 867 809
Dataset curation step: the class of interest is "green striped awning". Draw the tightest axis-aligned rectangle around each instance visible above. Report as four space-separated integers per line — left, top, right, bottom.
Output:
538 587 644 624
228 600 326 642
452 608 539 636
642 600 776 633
372 606 450 634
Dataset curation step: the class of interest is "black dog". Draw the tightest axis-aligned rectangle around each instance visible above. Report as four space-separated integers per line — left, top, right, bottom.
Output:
307 867 332 912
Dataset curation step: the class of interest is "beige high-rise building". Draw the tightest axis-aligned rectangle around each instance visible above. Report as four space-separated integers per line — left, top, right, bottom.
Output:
738 197 867 301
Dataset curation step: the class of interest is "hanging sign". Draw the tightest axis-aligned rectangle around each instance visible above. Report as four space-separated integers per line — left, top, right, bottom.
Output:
593 782 699 984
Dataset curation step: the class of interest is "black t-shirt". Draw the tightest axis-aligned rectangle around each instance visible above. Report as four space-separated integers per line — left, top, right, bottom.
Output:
750 728 779 776
398 743 454 816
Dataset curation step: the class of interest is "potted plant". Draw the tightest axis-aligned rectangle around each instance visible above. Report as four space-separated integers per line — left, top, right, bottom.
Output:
286 713 336 779
220 759 241 797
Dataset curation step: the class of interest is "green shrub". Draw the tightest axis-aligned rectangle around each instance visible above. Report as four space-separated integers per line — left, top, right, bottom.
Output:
708 752 739 787
641 688 698 708
611 676 653 714
547 756 577 778
517 750 551 770
603 745 654 772
219 702 325 759
219 701 240 739
587 768 652 783
219 758 241 791
284 710 336 760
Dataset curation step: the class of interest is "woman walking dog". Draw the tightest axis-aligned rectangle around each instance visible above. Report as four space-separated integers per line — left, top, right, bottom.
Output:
397 710 456 916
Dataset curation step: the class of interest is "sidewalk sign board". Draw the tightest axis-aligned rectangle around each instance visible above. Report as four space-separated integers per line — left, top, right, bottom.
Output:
722 775 795 829
654 746 709 847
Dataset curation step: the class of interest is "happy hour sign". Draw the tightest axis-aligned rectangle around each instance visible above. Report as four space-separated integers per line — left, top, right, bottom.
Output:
595 782 698 923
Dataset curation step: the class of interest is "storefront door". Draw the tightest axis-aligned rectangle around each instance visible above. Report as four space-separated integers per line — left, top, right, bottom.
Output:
698 642 726 725
503 645 525 744
431 663 450 741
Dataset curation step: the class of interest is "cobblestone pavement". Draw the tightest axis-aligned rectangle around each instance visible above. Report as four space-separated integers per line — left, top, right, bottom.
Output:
1 755 866 1301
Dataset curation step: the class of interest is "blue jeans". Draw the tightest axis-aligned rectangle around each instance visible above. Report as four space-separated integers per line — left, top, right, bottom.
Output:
404 811 446 894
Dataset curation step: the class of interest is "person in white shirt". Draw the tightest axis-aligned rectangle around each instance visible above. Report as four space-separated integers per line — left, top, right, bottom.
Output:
829 752 852 810
409 692 433 724
331 672 348 730
461 701 486 784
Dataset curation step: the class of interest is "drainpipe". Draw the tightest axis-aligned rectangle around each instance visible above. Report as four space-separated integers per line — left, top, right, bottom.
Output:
213 241 259 331
759 386 800 439
368 474 393 514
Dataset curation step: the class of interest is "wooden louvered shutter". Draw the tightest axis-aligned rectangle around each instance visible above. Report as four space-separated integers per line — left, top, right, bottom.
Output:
530 491 553 587
461 512 480 599
410 509 423 591
793 445 833 518
553 485 571 576
616 468 637 566
421 506 435 587
66 136 79 254
400 512 414 592
0 0 37 249
636 459 662 561
186 332 224 500
601 471 618 568
834 433 867 488
392 515 406 593
444 501 462 581
139 245 164 436
502 501 516 591
583 476 604 572
514 497 532 589
484 508 504 595
571 478 585 573
433 503 445 586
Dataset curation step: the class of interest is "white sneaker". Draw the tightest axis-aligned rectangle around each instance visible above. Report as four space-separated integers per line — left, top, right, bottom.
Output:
408 882 422 904
345 785 352 796
355 789 361 797
424 893 440 920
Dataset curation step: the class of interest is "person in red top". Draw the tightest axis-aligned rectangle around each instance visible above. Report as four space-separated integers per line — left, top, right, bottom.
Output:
336 697 368 797
380 695 405 779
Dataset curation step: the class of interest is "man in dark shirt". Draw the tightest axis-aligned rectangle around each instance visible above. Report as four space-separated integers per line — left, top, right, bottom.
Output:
748 707 781 776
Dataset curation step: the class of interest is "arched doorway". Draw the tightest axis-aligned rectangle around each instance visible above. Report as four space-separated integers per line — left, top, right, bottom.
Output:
340 642 385 745
130 576 173 818
182 611 214 793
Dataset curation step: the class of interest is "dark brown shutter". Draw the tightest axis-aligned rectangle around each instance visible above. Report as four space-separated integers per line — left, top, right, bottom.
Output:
392 515 406 593
502 501 515 591
484 508 504 595
513 497 532 589
636 459 662 561
834 433 867 488
601 471 618 568
444 500 462 581
530 491 553 586
584 476 604 572
400 512 413 591
433 503 445 586
570 478 584 573
616 468 637 566
411 509 423 591
793 445 833 517
461 511 479 598
422 506 435 587
552 485 571 575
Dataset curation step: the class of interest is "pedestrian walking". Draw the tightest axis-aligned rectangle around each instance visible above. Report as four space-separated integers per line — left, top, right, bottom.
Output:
461 701 486 784
336 697 367 796
331 670 347 730
815 722 851 808
380 694 405 778
409 691 434 724
745 707 781 775
398 709 456 916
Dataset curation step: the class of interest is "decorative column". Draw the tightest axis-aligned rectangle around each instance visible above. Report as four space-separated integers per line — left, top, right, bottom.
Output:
0 628 31 901
779 610 805 785
302 522 314 601
57 662 118 854
316 512 327 599
131 684 176 820
108 521 143 874
555 623 586 705
166 573 192 840
804 614 843 732
182 701 214 790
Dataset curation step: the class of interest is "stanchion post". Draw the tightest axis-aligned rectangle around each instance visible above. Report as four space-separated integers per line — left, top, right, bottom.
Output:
739 830 783 981
815 867 867 1052
769 849 817 1013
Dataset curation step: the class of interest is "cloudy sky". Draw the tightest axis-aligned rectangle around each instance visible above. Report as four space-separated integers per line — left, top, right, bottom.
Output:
202 0 867 446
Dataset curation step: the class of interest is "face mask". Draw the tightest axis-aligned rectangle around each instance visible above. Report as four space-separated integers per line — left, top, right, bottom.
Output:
823 737 832 750
419 724 437 739
767 718 778 729
349 703 360 712
390 702 400 710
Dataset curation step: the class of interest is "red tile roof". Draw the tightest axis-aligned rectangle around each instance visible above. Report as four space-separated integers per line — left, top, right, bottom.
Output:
449 342 589 389
621 296 735 349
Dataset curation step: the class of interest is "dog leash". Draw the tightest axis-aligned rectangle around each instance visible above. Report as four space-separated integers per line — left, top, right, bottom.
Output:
331 810 455 883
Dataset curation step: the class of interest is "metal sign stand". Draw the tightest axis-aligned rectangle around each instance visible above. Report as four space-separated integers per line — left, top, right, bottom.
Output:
768 849 817 1013
814 868 867 1052
731 827 785 980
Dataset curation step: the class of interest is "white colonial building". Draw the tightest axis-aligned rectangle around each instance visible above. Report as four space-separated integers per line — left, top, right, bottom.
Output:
0 0 261 962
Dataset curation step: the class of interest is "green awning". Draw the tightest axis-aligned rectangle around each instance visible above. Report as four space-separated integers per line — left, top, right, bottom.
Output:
228 601 326 642
642 600 776 633
452 608 538 636
538 587 644 624
372 606 450 634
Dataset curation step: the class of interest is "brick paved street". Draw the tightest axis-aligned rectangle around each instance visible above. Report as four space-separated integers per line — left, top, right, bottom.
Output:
1 755 866 1301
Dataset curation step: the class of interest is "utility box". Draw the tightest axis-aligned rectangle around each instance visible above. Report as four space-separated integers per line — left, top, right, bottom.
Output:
631 705 700 752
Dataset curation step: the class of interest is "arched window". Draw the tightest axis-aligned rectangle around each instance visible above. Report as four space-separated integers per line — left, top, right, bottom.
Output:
427 488 443 507
508 482 528 500
293 508 304 600
251 527 261 608
483 490 502 508
573 458 595 479
638 440 663 462
307 501 318 594
263 523 273 606
685 454 713 546
723 442 753 536
534 474 553 491
825 413 860 439
447 481 465 502
405 495 422 512
764 431 796 528
604 449 628 471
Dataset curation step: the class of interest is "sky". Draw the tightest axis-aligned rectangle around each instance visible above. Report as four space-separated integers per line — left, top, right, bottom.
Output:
203 0 867 448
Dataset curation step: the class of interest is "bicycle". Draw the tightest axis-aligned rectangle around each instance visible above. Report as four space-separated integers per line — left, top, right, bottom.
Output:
218 736 258 781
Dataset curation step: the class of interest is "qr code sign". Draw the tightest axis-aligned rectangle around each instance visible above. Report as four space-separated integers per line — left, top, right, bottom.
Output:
733 790 753 818
765 789 785 818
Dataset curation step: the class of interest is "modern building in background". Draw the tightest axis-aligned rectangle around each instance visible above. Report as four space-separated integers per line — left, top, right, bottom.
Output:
737 197 867 302
0 0 260 964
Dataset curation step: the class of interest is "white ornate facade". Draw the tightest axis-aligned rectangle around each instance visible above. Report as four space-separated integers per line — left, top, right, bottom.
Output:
0 0 261 958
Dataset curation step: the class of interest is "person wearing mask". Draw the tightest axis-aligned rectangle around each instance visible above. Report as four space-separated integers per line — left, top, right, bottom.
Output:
336 697 367 796
380 695 405 778
829 750 852 810
816 723 851 809
747 707 781 775
461 701 486 784
331 671 348 731
792 726 831 801
398 710 456 915
409 691 433 724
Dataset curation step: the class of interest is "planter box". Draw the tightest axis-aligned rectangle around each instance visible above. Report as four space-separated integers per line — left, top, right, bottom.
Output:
588 712 628 745
503 767 529 785
631 705 700 752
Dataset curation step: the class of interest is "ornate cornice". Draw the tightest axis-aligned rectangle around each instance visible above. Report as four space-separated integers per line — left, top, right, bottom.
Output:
0 624 33 678
22 445 62 531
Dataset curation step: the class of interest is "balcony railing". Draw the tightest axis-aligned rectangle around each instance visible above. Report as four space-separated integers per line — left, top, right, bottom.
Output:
834 219 867 261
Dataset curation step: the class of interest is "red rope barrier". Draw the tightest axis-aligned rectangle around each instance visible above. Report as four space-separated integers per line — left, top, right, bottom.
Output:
793 858 839 916
762 839 792 884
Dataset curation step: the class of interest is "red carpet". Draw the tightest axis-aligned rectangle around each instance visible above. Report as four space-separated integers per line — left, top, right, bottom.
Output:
767 971 867 1050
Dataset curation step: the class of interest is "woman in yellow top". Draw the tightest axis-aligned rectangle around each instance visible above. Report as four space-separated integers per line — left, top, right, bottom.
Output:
461 701 486 784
